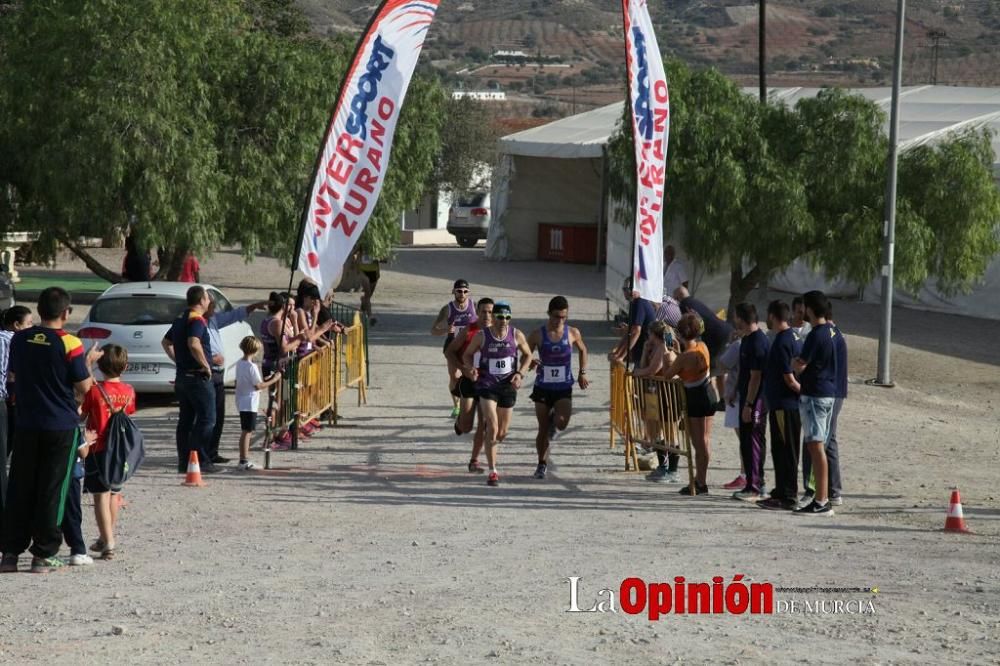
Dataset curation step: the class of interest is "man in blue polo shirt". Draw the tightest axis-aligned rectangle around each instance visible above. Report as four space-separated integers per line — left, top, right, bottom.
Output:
801 312 848 506
609 277 656 369
793 290 838 517
162 285 217 474
1 287 101 573
757 300 802 511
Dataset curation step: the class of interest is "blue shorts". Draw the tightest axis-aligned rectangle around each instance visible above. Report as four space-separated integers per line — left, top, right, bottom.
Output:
799 395 835 444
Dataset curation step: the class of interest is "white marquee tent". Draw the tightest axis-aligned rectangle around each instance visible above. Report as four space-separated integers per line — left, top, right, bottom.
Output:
487 86 1000 320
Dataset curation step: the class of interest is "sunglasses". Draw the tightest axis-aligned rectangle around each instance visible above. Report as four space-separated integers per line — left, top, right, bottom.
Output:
454 289 469 294
494 313 512 320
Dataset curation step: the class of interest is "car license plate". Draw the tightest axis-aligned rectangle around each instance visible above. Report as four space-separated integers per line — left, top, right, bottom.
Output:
127 363 160 375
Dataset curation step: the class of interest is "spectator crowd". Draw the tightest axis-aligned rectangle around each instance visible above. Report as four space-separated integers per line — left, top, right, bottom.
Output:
613 246 848 515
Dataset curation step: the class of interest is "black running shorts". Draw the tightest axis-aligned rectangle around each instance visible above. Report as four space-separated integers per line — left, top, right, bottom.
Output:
450 377 478 401
529 386 572 409
478 381 517 409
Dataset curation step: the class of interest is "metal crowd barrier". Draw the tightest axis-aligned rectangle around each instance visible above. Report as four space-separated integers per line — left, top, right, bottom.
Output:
262 312 368 469
609 364 697 492
328 301 369 384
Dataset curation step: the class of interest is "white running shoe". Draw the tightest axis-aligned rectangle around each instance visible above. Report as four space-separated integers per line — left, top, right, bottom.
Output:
238 461 257 470
68 553 94 566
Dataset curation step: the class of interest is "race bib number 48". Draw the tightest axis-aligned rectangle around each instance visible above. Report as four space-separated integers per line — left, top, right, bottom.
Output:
489 357 514 375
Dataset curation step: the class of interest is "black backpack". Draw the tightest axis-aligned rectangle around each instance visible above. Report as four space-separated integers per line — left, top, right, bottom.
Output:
93 383 145 492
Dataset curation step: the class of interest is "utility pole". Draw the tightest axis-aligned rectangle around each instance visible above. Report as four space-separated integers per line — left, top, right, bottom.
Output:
874 0 906 388
758 0 767 102
927 28 946 85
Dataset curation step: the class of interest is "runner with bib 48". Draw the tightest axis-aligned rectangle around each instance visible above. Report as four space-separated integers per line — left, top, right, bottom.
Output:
461 301 532 487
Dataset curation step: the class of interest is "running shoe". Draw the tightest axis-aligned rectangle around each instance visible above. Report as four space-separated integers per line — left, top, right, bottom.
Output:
0 554 17 573
468 460 485 474
722 474 747 490
646 466 669 482
450 406 461 418
829 496 844 506
533 463 547 479
487 471 500 486
30 556 66 574
679 483 709 496
210 455 230 464
796 490 815 509
794 500 834 516
756 497 795 511
238 461 257 470
732 489 762 502
67 554 94 566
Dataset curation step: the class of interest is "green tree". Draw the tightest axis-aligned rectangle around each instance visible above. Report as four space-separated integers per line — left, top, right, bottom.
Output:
429 97 499 194
0 0 446 280
608 61 1000 310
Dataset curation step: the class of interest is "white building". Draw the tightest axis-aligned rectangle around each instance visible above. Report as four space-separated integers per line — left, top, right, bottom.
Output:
451 90 507 101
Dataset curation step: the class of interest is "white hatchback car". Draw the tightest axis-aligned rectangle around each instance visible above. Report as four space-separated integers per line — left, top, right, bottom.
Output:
77 282 253 393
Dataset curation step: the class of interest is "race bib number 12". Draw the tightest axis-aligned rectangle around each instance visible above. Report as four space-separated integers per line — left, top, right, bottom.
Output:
542 366 566 383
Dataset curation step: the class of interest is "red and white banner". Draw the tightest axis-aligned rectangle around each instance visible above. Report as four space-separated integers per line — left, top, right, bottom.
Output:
622 0 668 303
298 0 440 294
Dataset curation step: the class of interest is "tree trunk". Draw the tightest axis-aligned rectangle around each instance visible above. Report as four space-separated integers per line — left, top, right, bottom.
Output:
727 261 761 321
155 246 188 281
56 233 124 284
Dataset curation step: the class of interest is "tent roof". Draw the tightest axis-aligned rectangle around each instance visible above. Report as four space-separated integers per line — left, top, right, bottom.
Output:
498 102 625 159
499 86 1000 171
754 86 1000 169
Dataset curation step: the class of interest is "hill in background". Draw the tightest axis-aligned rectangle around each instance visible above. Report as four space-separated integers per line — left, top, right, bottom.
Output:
296 0 1000 116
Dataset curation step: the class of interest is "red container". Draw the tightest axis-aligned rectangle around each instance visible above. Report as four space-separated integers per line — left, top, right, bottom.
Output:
538 224 601 264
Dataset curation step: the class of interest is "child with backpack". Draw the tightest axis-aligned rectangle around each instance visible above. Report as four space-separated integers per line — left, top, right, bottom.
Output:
236 336 281 470
81 345 137 560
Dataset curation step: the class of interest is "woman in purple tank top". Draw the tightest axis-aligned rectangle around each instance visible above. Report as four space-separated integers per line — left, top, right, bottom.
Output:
460 301 532 488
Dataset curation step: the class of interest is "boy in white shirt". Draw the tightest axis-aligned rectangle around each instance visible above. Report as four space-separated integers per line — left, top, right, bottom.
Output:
235 337 281 470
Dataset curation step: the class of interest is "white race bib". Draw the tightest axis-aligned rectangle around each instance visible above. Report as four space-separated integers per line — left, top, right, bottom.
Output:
488 356 514 376
541 365 567 383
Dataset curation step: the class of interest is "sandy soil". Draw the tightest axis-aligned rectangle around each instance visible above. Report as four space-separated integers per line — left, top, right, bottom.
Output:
2 246 998 664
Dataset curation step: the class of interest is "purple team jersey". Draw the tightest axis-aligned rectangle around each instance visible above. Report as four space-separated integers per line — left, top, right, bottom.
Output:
448 300 477 328
477 326 518 389
536 325 574 391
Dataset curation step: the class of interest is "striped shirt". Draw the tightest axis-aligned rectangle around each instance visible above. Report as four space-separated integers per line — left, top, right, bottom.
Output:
655 297 682 328
0 330 11 400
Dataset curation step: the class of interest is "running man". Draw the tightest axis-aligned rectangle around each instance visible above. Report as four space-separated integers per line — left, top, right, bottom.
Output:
444 297 494 473
431 279 478 417
461 301 532 487
526 296 589 480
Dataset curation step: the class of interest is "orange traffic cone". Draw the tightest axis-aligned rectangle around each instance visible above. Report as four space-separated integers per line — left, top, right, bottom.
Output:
182 450 205 487
944 489 971 533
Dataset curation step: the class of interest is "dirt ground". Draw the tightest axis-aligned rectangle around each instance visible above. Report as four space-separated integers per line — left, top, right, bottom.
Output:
2 246 998 665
